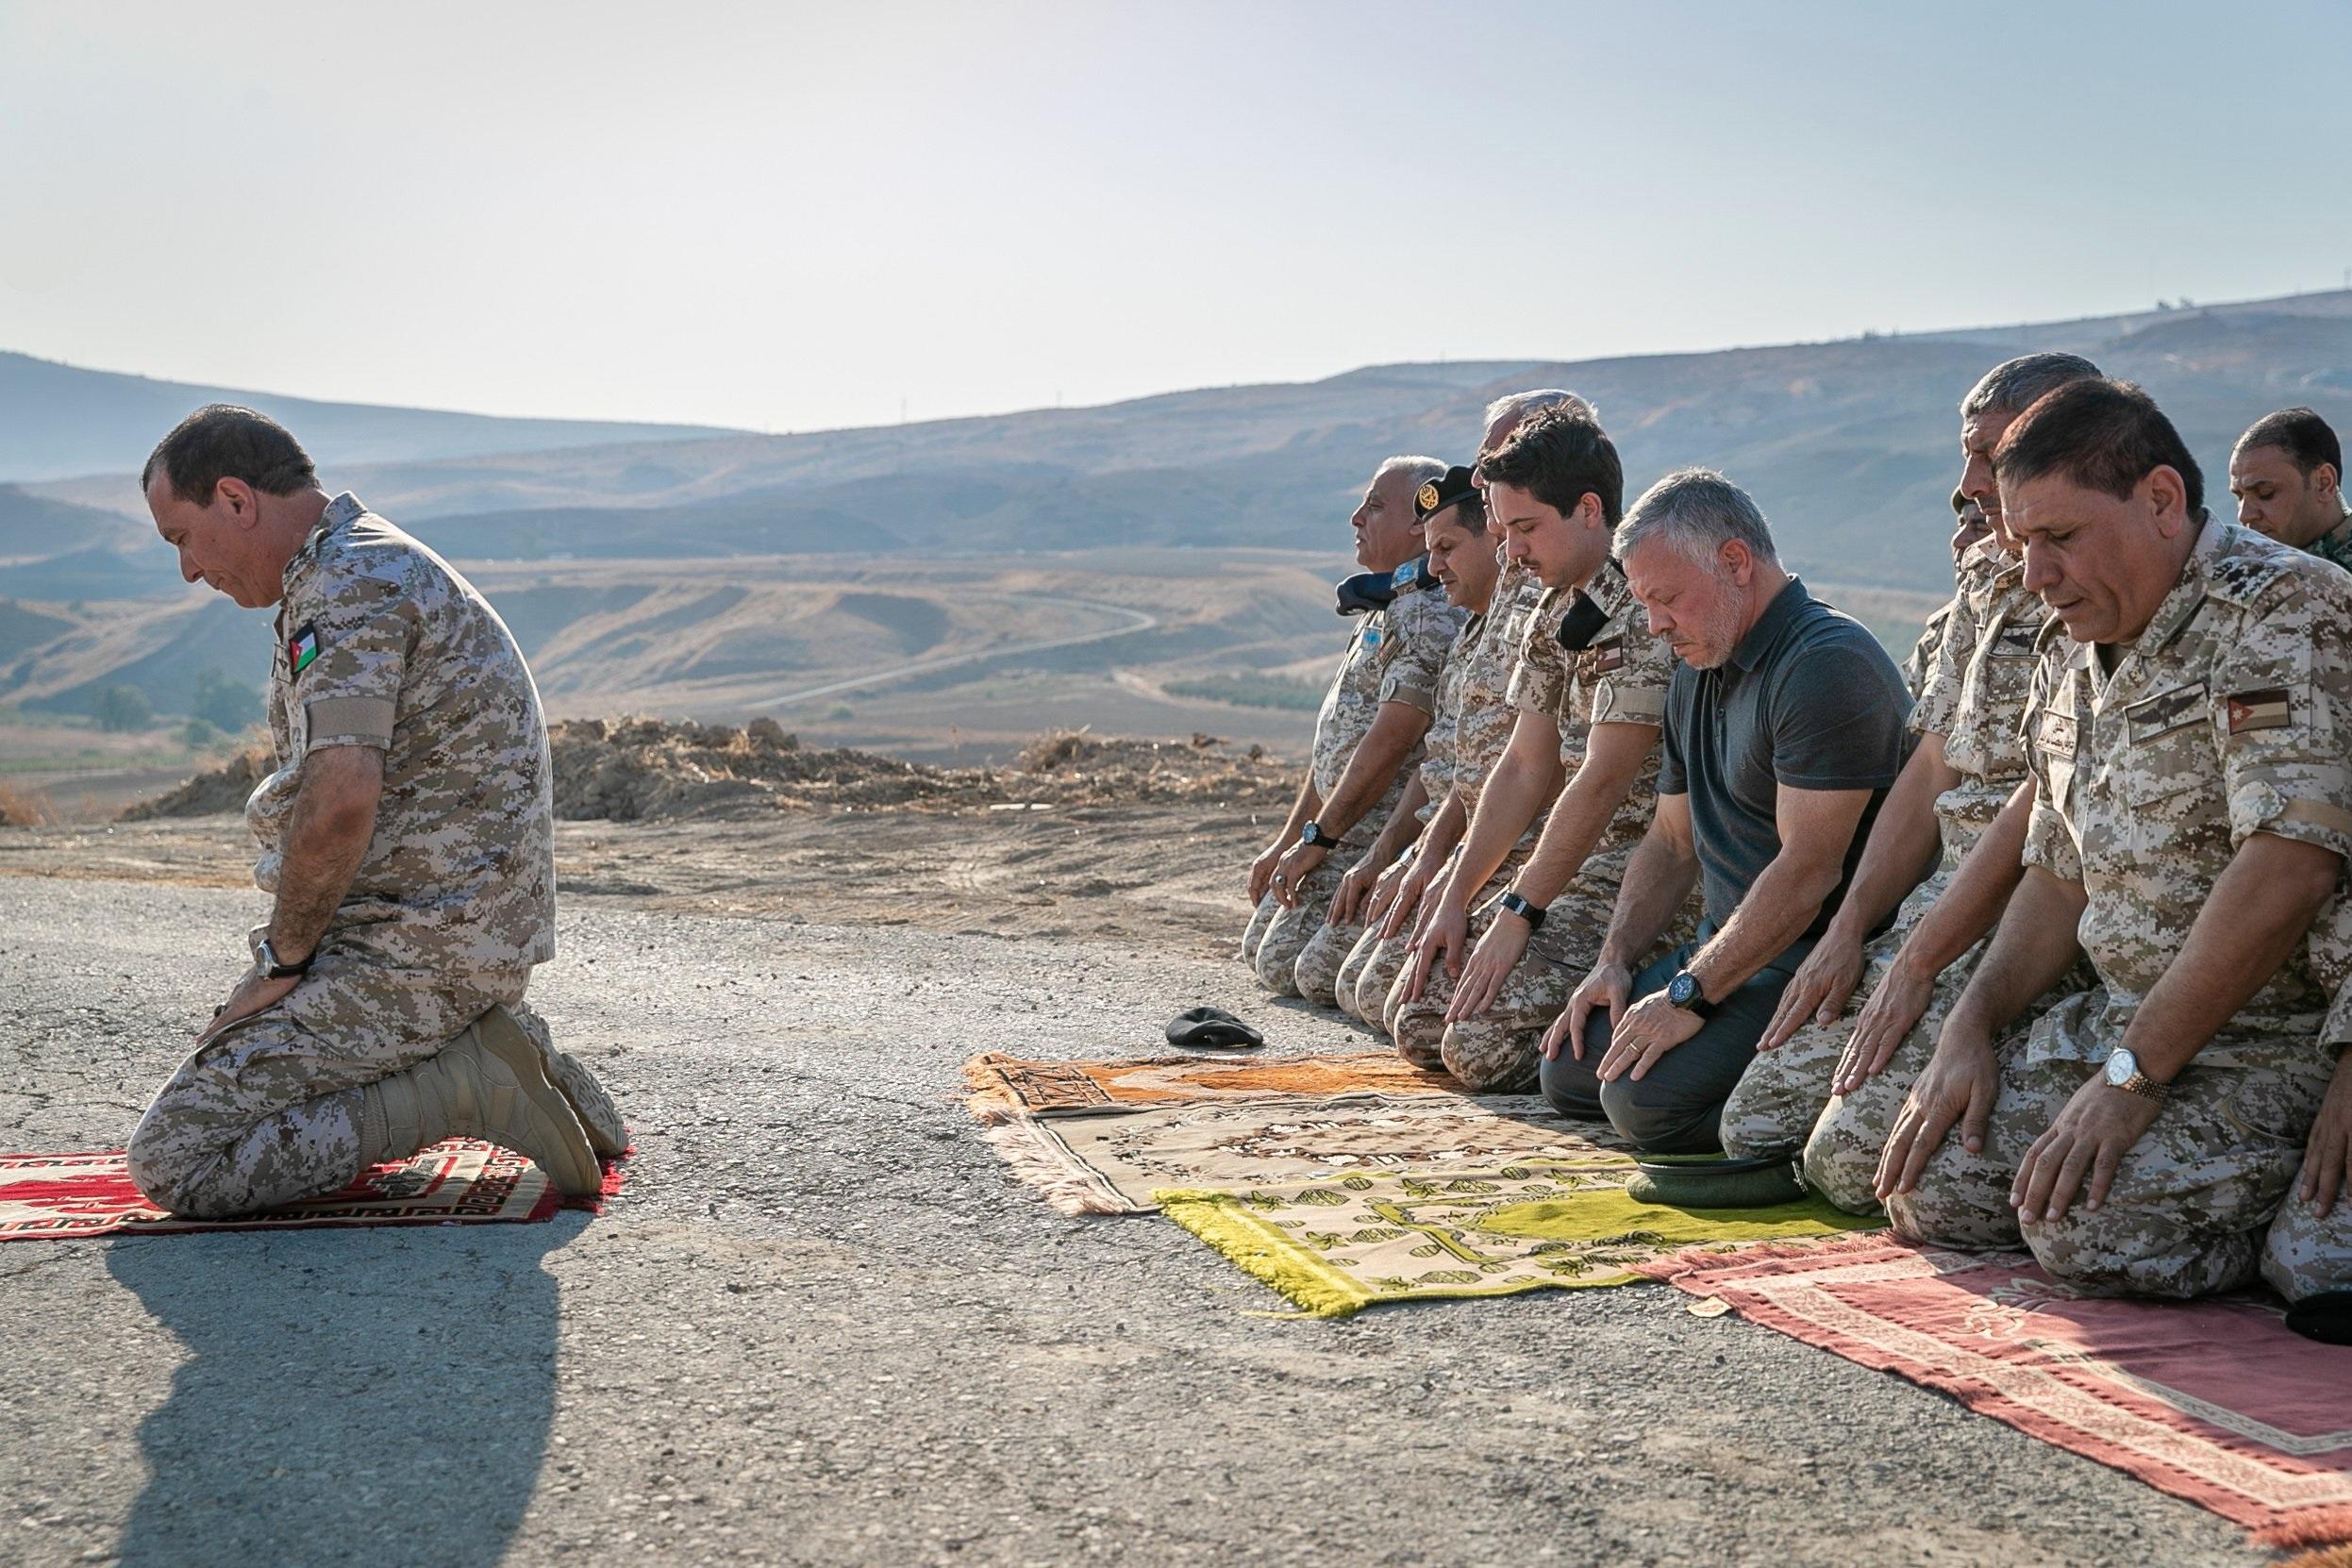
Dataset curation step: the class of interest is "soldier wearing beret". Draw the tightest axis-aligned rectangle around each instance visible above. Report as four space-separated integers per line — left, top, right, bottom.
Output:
125 405 624 1217
1884 380 2352 1297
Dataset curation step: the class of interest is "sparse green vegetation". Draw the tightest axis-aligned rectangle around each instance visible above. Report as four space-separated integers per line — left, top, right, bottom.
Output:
1165 674 1324 712
96 685 153 733
190 667 261 732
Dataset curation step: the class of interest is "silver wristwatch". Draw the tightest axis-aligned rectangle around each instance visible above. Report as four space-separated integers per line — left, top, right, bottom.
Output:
255 936 314 980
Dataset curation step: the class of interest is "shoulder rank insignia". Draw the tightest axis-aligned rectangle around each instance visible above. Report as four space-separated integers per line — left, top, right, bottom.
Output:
288 622 320 676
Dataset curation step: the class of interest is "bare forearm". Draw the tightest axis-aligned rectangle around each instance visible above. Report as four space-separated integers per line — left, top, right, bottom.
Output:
269 755 382 959
1514 727 1654 909
1823 737 1956 945
1450 724 1560 901
1597 832 1699 970
1314 705 1429 839
1417 792 1467 866
1944 866 2087 1039
1276 776 1322 841
1687 851 1847 1000
1892 779 2031 976
2121 835 2340 1079
1361 775 1432 867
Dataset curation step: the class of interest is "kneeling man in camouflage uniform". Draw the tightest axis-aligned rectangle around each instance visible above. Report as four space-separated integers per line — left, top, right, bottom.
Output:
126 406 625 1217
1885 381 2352 1297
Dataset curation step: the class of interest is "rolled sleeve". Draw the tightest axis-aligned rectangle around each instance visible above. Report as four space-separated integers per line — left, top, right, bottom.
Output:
1587 626 1675 729
2217 575 2352 861
1377 594 1460 718
290 575 411 750
1508 601 1570 719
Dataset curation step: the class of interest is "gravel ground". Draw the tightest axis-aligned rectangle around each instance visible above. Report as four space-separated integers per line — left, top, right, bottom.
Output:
0 876 2266 1568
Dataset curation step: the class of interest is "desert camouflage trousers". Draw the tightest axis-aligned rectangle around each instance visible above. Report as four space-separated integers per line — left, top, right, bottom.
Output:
1241 857 1361 1003
2261 1177 2352 1303
1385 877 1613 1093
126 952 531 1219
1331 918 1409 1032
1888 990 2334 1298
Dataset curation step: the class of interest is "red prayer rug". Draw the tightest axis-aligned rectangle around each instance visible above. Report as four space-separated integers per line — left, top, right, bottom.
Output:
0 1140 624 1241
1644 1233 2352 1552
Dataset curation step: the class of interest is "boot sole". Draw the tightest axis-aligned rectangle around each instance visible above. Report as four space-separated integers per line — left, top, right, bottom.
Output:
484 1005 629 1159
471 1014 605 1198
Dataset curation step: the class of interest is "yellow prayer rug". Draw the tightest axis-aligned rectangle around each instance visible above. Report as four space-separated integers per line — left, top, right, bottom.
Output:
963 1050 1459 1122
981 1093 1632 1215
1158 1166 1884 1318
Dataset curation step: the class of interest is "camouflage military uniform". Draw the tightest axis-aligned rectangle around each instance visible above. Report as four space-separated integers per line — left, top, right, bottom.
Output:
2302 507 2352 576
1246 577 1463 1000
1893 523 2352 1297
127 493 560 1217
1317 620 1468 1028
1901 592 1959 703
1721 542 2057 1186
2261 980 2352 1302
1389 561 1672 1088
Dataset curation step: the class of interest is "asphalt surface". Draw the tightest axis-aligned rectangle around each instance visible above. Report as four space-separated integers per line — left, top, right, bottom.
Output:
0 876 2271 1567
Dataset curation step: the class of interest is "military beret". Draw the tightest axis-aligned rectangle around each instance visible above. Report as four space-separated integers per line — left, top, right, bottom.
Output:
1414 465 1481 525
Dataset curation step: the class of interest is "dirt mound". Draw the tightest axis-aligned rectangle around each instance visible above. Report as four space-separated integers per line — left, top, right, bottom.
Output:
116 719 1296 825
554 718 1293 821
119 746 273 820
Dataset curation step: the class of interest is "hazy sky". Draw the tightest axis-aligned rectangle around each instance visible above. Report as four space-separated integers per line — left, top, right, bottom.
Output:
3 1 2346 435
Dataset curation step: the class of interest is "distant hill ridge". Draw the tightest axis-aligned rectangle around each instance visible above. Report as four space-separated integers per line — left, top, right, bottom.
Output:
7 289 2351 608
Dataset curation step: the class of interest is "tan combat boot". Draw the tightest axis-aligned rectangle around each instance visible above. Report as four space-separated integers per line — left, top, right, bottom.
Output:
479 1003 629 1159
357 1014 603 1197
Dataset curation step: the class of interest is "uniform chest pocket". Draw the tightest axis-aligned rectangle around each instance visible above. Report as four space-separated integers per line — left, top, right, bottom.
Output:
2119 748 2224 856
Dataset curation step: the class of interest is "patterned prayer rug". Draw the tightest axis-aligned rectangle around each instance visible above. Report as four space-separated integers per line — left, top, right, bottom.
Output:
1645 1234 2352 1552
981 1092 1635 1215
0 1140 624 1241
1159 1164 1883 1317
964 1050 1458 1122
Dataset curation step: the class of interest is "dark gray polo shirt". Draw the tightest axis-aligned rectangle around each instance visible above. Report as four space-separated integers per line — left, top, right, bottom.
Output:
1658 576 1912 942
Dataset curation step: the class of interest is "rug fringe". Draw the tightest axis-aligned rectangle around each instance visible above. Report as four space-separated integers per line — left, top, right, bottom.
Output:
1158 1190 1365 1319
2257 1508 2352 1553
977 1120 1135 1215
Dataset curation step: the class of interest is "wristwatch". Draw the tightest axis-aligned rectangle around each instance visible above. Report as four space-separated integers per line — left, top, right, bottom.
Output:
255 936 314 980
1498 891 1547 930
2102 1046 2169 1104
1664 970 1717 1021
1299 821 1338 849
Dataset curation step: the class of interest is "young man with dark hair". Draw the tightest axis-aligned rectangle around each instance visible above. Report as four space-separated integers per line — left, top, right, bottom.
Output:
2230 407 2350 567
1885 379 2352 1298
1385 406 1676 1092
126 405 625 1216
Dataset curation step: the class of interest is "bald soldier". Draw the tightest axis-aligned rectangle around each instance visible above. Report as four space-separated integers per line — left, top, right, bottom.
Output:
2230 406 2352 569
1885 380 2352 1297
1244 457 1462 1001
1720 353 2101 1192
125 406 625 1217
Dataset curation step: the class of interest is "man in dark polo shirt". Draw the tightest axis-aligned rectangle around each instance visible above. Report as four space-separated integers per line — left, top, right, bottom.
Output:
1543 468 1912 1151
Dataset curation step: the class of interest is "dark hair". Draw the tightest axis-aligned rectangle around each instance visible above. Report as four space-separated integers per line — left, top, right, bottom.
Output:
1476 406 1624 525
141 404 317 505
1423 488 1488 538
1993 378 2204 519
2236 407 2342 480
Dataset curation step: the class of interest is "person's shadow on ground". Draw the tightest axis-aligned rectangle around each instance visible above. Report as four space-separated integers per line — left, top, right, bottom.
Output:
106 1217 585 1567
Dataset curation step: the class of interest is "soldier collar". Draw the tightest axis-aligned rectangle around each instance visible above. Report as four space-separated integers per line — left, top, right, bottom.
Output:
2132 514 2224 658
280 492 369 598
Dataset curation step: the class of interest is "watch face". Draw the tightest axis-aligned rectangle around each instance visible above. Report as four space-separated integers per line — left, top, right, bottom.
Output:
2104 1049 2136 1088
1668 973 1698 1007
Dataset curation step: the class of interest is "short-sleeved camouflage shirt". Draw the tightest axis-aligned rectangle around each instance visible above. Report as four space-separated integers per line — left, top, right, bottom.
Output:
2021 521 2352 1050
1901 598 1958 705
1503 559 1674 886
1913 542 2047 861
1309 577 1466 842
248 493 557 975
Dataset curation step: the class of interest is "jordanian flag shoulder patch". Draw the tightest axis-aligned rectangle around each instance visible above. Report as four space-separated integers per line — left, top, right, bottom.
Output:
2227 687 2291 734
288 623 320 677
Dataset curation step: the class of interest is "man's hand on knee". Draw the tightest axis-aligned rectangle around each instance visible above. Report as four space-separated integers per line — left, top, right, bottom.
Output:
201 967 300 1045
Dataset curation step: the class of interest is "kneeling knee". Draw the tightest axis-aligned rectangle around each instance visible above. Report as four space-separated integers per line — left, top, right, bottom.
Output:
1597 1077 1721 1155
125 1124 215 1218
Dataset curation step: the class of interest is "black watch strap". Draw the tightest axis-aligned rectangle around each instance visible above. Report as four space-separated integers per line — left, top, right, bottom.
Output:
1499 891 1547 930
1667 970 1717 1021
257 937 314 980
1299 821 1337 849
